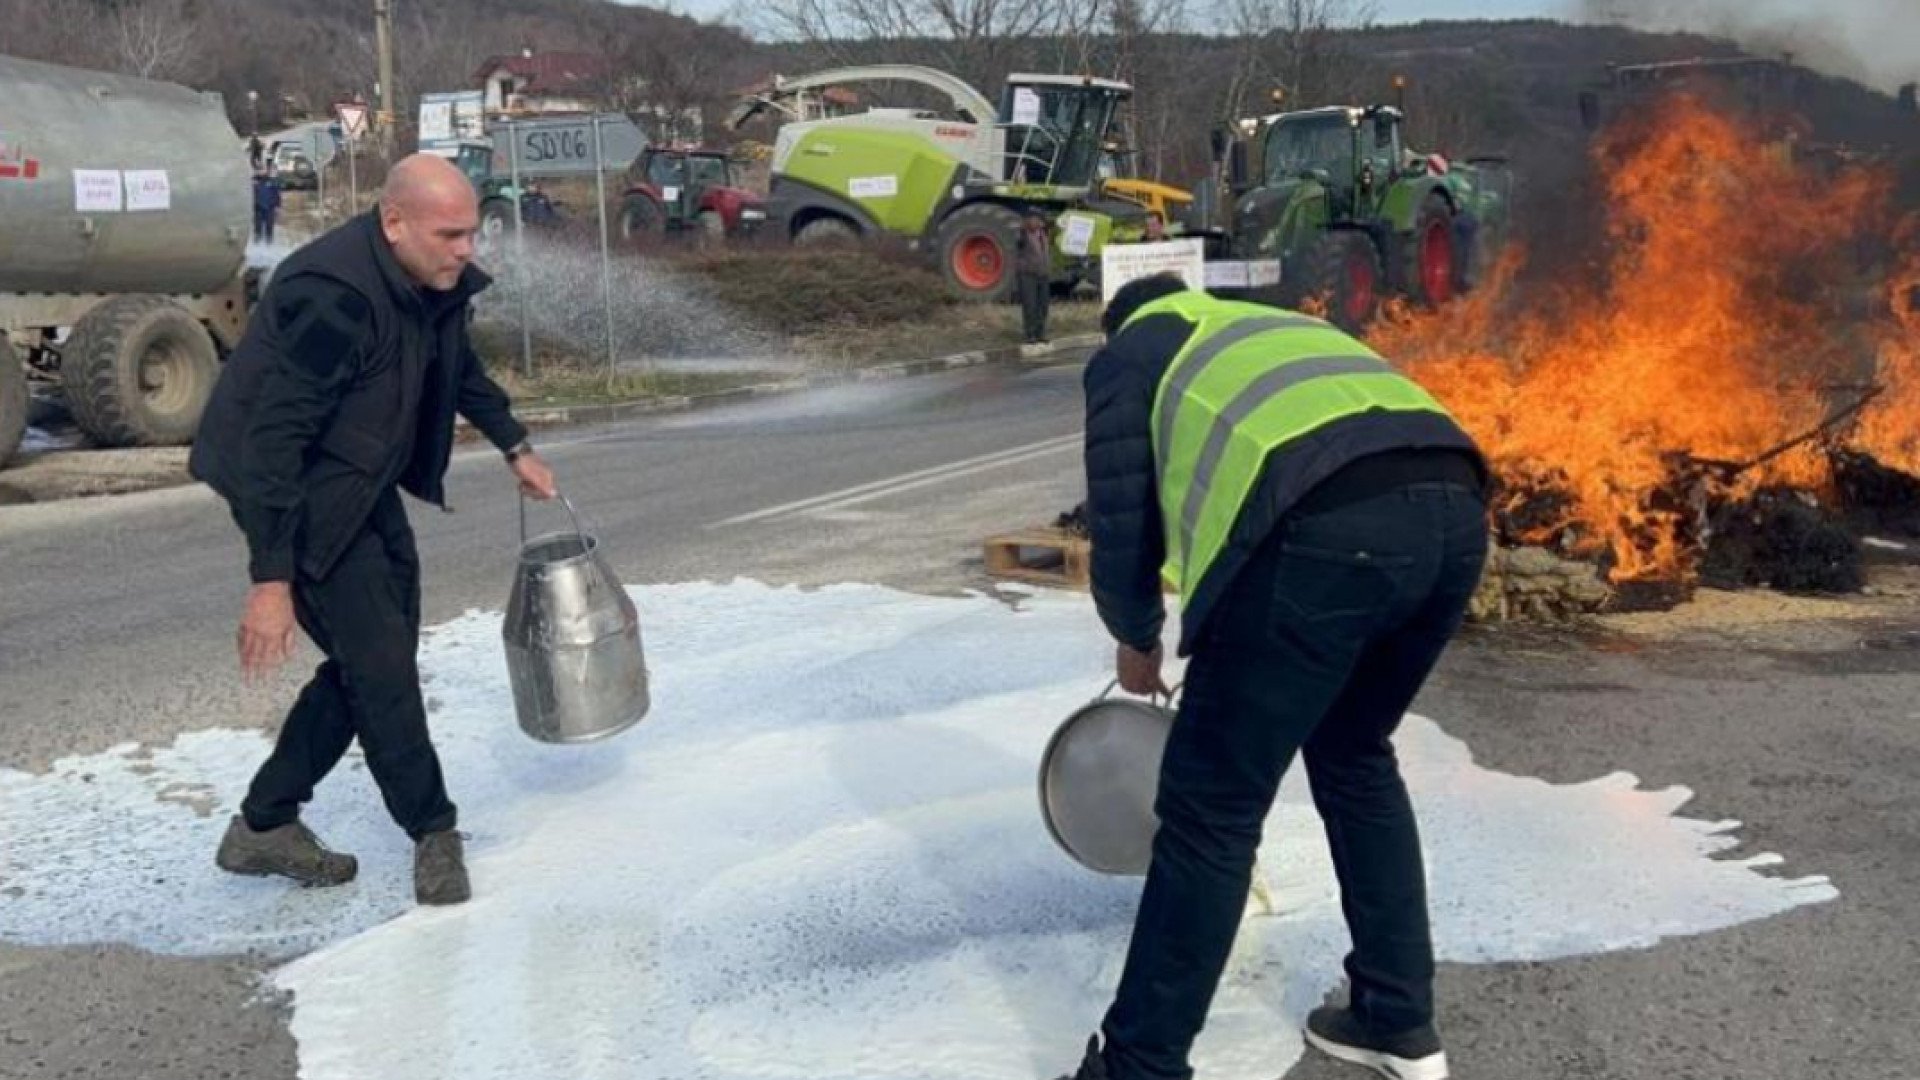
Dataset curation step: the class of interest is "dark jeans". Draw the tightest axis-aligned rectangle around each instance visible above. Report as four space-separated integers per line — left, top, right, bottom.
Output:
241 489 457 840
1101 481 1488 1080
1018 270 1050 342
252 208 275 243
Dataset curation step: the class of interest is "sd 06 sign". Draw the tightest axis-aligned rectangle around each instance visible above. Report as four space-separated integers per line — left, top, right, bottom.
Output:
500 114 648 177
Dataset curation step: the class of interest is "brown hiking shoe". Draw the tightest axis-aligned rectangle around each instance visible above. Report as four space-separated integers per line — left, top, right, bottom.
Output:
414 830 471 905
215 815 358 887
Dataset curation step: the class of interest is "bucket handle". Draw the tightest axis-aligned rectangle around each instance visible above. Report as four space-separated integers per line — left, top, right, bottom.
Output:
519 491 588 548
1094 678 1182 709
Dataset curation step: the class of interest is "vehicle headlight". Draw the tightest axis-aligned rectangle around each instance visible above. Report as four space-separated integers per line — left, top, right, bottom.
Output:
741 208 767 220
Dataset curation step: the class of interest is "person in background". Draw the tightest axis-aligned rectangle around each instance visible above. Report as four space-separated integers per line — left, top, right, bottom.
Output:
1017 211 1053 346
1057 272 1488 1080
251 165 282 245
191 154 558 907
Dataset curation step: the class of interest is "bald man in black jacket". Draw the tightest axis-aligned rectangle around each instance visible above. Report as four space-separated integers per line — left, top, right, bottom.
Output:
192 154 556 906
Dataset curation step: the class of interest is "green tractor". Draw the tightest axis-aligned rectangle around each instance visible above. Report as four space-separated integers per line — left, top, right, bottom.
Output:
1213 105 1510 330
441 139 560 263
730 64 1151 301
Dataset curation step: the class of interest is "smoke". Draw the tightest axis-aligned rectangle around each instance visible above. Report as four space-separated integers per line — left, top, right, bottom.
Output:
1577 0 1917 96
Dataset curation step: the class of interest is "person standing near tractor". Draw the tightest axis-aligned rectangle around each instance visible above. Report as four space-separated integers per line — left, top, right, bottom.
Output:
1017 211 1052 346
251 165 282 245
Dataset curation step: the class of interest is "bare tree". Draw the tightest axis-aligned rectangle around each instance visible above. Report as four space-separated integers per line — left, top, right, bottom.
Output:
1215 0 1376 123
748 0 1085 93
0 0 108 67
107 0 204 81
604 20 758 144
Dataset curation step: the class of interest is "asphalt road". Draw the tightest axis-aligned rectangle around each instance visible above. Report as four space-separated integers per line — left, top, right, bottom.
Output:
2 356 1917 1080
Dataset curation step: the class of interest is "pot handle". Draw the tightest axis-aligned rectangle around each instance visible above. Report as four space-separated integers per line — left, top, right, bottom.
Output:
519 491 587 547
1094 678 1182 709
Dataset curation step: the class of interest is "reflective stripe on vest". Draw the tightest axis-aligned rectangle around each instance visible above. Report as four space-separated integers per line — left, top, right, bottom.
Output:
1131 290 1455 601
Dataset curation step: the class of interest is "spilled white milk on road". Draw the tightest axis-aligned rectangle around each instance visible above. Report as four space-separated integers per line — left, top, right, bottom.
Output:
0 581 1836 1080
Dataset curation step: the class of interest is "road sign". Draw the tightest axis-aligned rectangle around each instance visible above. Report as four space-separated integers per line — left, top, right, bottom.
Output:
417 90 486 152
1101 238 1206 305
496 114 648 177
335 101 369 141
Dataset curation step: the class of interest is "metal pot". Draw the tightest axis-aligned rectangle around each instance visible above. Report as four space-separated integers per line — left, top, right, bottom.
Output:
502 495 650 744
1038 681 1177 875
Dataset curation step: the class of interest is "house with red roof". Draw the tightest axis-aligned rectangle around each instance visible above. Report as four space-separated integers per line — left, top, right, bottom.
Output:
475 50 609 117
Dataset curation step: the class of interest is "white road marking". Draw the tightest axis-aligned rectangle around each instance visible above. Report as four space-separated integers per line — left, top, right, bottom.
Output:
709 433 1081 527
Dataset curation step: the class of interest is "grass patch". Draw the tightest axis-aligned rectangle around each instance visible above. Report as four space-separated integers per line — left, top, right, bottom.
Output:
674 246 959 334
790 300 1102 369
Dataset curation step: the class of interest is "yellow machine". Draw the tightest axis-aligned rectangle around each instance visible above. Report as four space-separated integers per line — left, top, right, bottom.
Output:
1101 177 1193 227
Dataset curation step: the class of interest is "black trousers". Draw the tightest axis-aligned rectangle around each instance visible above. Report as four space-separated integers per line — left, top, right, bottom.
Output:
1101 482 1488 1080
1018 270 1050 342
241 489 457 840
252 208 275 243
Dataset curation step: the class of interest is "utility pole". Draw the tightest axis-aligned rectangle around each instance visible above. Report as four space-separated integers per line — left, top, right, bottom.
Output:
374 0 396 157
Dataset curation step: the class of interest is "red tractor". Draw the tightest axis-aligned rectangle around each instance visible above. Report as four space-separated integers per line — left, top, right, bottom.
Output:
618 145 766 246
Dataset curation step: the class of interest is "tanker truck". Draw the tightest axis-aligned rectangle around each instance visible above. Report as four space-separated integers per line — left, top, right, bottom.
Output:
0 54 253 467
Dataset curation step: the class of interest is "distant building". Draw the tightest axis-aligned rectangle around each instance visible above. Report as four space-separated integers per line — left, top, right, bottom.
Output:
475 50 608 116
733 75 862 123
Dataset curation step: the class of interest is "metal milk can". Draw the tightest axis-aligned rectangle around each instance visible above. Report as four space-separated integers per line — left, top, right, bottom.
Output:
503 495 650 743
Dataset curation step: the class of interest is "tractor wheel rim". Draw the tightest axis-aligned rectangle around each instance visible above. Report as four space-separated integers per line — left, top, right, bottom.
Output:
1421 222 1454 304
140 337 194 413
954 235 1004 291
1347 254 1376 324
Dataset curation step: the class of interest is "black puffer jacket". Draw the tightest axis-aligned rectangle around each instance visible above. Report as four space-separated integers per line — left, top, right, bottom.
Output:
190 212 526 583
1083 309 1485 655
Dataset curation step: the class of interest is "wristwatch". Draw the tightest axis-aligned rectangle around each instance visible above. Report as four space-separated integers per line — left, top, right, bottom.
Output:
504 440 533 464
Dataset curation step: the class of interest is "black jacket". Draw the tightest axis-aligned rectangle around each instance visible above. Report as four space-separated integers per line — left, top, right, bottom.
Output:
190 212 527 583
1083 309 1486 656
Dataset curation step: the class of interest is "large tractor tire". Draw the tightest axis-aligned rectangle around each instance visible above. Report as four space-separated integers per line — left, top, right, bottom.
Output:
60 296 219 448
1408 192 1458 307
793 216 859 248
0 348 26 467
1305 231 1383 334
935 203 1023 303
620 196 666 246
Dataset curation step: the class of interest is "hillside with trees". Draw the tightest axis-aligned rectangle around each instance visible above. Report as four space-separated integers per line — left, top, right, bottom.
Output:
0 0 1910 206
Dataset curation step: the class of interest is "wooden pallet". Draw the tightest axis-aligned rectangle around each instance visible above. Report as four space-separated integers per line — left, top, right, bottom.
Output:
983 527 1091 590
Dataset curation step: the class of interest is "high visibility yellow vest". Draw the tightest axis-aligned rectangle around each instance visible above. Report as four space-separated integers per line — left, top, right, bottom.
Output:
1130 291 1458 605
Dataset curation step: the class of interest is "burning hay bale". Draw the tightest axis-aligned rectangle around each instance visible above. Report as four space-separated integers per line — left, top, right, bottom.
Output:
1832 448 1920 540
1700 486 1864 594
1368 91 1920 612
1468 545 1612 624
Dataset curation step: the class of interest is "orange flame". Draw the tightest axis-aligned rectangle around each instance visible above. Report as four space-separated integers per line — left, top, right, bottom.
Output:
1373 94 1914 582
1853 236 1920 474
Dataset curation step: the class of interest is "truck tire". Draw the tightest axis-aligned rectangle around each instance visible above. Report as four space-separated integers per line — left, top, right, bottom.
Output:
1305 231 1382 333
794 216 858 247
935 202 1023 303
0 349 26 468
1408 192 1457 307
60 296 218 448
